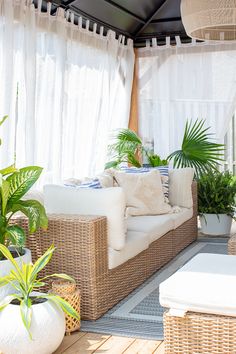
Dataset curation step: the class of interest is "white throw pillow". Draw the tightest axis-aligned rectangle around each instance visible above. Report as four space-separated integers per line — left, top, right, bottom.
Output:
113 169 172 216
168 168 194 208
96 171 114 188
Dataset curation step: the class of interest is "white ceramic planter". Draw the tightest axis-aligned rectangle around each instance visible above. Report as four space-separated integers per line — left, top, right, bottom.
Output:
200 214 232 236
0 297 65 354
0 248 32 301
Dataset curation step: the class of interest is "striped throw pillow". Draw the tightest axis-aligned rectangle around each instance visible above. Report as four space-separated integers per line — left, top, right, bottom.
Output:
64 178 102 189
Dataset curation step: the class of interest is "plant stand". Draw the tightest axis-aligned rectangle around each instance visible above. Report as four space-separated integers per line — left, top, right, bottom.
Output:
52 280 80 335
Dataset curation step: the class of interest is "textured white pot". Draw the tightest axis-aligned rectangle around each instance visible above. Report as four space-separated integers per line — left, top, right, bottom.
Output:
0 298 65 354
200 214 232 236
0 248 32 301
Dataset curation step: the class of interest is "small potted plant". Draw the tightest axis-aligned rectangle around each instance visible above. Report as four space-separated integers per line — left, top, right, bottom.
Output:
0 244 79 354
198 170 236 235
0 165 48 300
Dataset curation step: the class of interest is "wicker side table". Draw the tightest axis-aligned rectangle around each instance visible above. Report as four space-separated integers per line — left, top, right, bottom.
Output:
228 235 236 255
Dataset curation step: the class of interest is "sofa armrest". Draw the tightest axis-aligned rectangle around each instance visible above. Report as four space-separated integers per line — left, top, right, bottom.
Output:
15 214 108 320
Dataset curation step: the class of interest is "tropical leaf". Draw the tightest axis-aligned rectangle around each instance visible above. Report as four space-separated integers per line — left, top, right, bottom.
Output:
9 200 48 233
0 164 17 176
30 245 55 281
0 115 8 127
0 274 14 287
0 295 19 311
105 161 120 169
0 177 10 214
20 298 32 339
5 225 26 247
116 129 142 145
106 129 143 169
40 294 80 320
0 244 22 274
6 166 43 206
40 273 75 283
167 119 225 177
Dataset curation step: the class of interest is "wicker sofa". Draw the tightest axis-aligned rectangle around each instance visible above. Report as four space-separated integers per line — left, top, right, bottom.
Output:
20 180 198 321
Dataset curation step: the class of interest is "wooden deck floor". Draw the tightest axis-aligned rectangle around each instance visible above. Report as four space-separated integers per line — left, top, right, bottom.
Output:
54 332 164 354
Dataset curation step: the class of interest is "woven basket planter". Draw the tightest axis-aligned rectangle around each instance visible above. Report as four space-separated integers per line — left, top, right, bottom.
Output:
52 280 80 334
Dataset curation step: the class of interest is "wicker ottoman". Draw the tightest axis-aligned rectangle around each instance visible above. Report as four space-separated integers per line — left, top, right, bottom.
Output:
228 234 236 255
160 253 236 354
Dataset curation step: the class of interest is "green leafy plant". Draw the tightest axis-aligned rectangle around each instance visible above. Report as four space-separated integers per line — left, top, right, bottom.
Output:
145 153 168 167
198 170 236 218
105 129 143 169
167 119 225 177
0 244 79 339
105 129 168 169
0 166 48 255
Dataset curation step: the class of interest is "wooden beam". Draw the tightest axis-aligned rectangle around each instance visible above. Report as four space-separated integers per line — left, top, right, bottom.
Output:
128 49 139 133
134 0 168 38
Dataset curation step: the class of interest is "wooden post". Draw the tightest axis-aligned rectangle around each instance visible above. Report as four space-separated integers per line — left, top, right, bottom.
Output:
128 49 139 133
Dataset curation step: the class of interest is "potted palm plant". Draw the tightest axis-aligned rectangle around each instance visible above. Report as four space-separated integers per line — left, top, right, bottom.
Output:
167 119 225 177
198 170 236 235
105 129 168 169
0 165 48 300
105 120 224 176
0 244 79 354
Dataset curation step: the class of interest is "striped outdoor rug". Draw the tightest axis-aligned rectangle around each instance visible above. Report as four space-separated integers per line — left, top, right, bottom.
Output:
81 239 227 340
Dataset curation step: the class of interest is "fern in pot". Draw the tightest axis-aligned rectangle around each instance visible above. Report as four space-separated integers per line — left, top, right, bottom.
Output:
198 170 236 236
0 165 48 300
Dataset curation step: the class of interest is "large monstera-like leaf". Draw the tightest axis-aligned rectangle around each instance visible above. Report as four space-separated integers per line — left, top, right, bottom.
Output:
6 166 43 206
10 200 48 233
5 225 26 247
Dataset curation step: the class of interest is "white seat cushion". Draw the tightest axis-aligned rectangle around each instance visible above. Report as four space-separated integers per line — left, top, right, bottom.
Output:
160 253 236 317
127 215 174 244
171 208 193 229
108 230 149 269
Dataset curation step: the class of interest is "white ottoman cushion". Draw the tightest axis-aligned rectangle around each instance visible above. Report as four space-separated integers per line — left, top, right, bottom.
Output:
160 253 236 317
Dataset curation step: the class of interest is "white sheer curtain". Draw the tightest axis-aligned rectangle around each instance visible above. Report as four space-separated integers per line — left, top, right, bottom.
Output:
137 37 236 159
0 0 134 184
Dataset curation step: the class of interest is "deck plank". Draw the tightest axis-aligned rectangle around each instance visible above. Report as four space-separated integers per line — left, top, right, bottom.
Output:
153 341 165 354
54 332 87 353
62 332 110 354
123 339 162 354
93 335 136 353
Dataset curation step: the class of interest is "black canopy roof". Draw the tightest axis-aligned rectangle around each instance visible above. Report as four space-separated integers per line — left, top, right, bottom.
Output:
34 0 190 47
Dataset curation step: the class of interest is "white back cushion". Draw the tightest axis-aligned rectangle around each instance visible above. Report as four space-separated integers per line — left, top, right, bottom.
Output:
44 185 126 251
168 168 194 208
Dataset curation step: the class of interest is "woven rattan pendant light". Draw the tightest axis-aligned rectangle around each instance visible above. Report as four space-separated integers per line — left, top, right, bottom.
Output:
181 0 236 40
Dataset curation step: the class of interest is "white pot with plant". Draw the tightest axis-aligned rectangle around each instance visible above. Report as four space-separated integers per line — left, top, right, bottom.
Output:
0 244 79 354
0 164 48 300
198 170 236 236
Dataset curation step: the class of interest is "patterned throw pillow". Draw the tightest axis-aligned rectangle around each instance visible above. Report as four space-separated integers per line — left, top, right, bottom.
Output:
64 178 102 189
120 166 169 202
